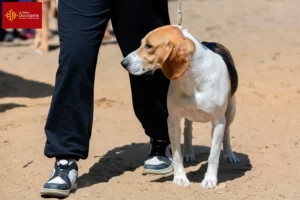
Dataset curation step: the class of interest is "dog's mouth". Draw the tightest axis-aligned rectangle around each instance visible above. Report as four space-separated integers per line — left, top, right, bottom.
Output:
144 70 153 76
131 67 153 76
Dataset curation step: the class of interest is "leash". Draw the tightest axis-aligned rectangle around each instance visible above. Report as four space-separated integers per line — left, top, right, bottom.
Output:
177 0 183 25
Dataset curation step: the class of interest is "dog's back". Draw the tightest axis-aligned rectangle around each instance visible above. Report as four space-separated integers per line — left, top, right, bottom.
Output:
201 42 238 96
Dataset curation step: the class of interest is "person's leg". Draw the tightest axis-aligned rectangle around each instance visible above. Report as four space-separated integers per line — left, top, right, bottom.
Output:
41 0 110 197
40 0 49 52
111 0 170 142
0 29 7 41
111 0 172 174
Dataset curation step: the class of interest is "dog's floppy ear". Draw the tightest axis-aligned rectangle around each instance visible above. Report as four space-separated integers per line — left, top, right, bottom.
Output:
161 32 190 80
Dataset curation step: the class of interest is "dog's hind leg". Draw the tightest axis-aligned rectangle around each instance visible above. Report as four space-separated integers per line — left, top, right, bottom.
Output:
183 119 196 163
223 96 240 163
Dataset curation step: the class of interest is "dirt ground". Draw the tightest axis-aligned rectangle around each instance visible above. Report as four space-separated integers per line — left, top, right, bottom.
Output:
1 0 300 199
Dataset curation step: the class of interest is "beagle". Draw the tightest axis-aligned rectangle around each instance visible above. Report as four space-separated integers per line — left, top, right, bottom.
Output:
121 25 240 189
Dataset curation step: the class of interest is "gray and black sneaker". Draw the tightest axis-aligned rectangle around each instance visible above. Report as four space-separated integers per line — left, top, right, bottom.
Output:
142 139 173 175
40 159 78 198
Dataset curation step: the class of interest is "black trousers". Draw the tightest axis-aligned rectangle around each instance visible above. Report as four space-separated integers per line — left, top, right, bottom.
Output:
0 29 5 41
44 0 171 160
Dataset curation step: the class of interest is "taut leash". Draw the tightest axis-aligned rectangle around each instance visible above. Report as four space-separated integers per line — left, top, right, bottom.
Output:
177 0 183 25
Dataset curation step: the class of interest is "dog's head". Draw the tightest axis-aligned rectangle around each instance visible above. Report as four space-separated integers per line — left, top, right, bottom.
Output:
121 25 195 80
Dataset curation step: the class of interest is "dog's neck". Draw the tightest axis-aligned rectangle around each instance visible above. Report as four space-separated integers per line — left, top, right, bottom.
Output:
178 27 208 93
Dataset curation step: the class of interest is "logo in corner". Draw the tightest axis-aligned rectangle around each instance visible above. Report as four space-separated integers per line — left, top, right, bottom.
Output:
5 9 18 22
2 2 42 29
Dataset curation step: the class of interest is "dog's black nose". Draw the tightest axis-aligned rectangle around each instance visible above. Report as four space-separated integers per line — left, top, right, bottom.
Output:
121 59 129 68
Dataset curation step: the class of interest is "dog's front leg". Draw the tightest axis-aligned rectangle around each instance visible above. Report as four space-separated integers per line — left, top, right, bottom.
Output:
168 116 190 187
201 116 226 189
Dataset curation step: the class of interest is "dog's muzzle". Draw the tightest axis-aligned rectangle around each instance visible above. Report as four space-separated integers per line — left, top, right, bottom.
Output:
121 52 151 76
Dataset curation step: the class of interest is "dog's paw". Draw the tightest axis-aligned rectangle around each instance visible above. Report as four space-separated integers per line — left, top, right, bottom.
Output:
173 175 191 187
183 148 196 163
183 147 196 163
200 176 217 189
224 151 240 163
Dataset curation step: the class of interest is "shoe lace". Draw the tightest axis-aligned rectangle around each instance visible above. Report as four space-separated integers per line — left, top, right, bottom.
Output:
54 163 69 178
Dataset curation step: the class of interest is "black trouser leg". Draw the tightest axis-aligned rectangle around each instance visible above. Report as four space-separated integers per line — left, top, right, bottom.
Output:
0 29 6 41
111 0 171 141
44 0 110 160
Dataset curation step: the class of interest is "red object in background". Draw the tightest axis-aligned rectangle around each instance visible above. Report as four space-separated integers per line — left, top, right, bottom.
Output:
2 2 42 28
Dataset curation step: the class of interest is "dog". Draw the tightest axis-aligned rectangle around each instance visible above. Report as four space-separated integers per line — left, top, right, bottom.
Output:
121 25 240 189
30 0 57 52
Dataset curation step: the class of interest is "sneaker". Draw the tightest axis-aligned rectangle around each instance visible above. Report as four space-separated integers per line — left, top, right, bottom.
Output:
142 139 173 175
3 33 14 42
40 159 78 198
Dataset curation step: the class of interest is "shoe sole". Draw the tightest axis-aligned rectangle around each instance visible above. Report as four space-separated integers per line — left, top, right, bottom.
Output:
40 183 77 198
142 164 173 175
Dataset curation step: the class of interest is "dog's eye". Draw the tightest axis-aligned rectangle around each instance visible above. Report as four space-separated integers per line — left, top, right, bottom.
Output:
145 43 153 49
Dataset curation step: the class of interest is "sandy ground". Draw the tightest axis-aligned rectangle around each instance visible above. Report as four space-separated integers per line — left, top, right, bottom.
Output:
1 0 300 199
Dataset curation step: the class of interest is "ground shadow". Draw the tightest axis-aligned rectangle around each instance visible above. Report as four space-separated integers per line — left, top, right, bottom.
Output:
152 146 252 184
0 43 60 52
48 44 60 52
78 143 148 189
0 43 31 48
0 103 26 113
77 143 251 189
0 70 54 98
101 40 118 45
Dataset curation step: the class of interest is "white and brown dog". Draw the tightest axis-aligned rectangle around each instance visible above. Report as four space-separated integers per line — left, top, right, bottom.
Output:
121 25 240 189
